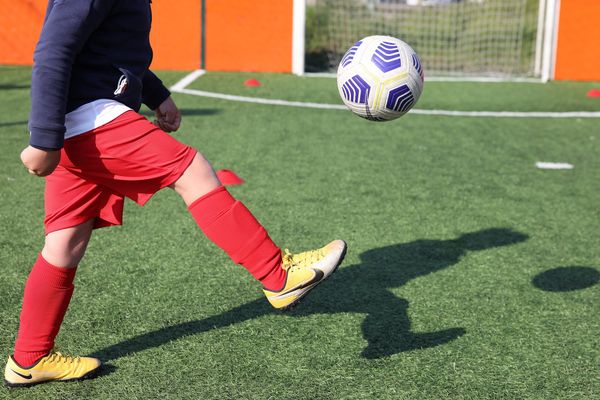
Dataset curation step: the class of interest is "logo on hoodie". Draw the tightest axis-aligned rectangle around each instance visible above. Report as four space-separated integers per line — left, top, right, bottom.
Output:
114 75 128 96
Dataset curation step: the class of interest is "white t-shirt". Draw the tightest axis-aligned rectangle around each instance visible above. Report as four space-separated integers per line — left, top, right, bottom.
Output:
64 99 132 139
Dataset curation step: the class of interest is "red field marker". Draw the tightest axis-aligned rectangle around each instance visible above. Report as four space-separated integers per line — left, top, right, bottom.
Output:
587 89 600 98
244 78 261 87
216 169 245 185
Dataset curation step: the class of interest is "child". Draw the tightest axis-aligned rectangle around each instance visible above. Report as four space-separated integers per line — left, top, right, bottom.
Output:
4 0 346 388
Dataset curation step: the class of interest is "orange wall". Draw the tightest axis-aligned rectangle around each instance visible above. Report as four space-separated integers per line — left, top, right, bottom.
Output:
0 0 294 73
0 0 200 70
555 0 600 81
0 0 46 65
205 0 294 73
150 0 201 71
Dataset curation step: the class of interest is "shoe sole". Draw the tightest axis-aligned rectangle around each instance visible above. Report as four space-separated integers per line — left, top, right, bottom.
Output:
279 241 347 312
3 365 102 389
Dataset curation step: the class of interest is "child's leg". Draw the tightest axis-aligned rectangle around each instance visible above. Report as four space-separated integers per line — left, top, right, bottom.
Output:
169 151 347 310
12 220 93 367
169 153 286 291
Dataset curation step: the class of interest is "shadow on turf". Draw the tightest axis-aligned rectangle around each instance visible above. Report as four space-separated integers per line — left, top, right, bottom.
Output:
0 120 28 128
96 363 118 379
91 227 528 364
532 266 599 292
0 84 30 90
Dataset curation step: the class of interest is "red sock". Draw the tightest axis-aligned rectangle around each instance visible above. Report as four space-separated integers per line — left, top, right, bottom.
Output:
13 254 77 367
188 186 285 291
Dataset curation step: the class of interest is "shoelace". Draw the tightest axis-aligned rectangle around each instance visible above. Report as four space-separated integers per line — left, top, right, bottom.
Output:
47 351 80 365
282 248 325 271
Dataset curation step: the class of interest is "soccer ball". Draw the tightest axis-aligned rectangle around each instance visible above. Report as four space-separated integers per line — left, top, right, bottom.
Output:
337 35 424 121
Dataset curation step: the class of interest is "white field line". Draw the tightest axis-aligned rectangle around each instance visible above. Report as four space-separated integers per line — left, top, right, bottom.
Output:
170 69 206 91
174 87 347 110
536 162 574 170
170 70 600 119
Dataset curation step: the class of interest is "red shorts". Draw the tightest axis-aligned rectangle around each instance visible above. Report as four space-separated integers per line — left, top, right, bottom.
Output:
44 111 197 234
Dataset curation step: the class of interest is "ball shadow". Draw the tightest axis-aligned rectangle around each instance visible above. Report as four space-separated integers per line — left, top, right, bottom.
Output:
532 266 599 292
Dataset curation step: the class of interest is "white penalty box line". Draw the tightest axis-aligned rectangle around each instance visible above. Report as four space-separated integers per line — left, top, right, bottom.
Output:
170 70 600 119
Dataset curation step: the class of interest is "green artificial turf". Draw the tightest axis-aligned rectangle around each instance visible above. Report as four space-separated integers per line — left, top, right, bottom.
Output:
0 66 598 399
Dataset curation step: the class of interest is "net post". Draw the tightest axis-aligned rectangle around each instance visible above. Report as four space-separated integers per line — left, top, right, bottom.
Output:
541 0 560 82
534 0 546 78
292 0 306 75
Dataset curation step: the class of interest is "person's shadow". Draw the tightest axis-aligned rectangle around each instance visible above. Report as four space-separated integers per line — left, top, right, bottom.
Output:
91 228 528 363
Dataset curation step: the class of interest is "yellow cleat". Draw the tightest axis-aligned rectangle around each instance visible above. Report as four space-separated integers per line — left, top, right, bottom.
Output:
264 240 347 310
4 351 101 388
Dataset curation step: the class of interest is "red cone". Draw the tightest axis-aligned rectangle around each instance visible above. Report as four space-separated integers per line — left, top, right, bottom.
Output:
244 78 261 87
216 169 245 185
587 89 600 98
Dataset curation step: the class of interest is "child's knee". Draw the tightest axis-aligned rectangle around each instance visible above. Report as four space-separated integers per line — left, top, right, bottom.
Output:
190 152 216 176
171 151 221 205
42 222 93 268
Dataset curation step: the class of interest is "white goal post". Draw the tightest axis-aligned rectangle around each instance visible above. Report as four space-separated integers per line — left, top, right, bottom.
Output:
293 0 307 75
298 0 561 80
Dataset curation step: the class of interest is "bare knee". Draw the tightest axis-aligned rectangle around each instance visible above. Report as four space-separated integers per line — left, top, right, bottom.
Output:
42 220 94 268
171 152 221 206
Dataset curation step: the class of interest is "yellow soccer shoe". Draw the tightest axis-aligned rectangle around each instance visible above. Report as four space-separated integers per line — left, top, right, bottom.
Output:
4 351 101 388
264 240 347 310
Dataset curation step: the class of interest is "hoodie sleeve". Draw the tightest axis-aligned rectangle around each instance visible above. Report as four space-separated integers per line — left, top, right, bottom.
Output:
28 0 116 150
142 70 171 110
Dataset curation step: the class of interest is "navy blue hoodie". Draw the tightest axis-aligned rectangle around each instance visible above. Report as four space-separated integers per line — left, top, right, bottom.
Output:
29 0 170 150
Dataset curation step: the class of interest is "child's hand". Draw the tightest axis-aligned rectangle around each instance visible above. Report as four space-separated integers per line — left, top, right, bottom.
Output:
20 146 60 177
154 96 181 133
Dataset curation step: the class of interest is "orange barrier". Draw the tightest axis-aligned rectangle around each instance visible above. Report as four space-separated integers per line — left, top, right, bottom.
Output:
0 0 295 73
0 0 201 70
205 0 294 73
150 0 201 71
0 0 46 65
555 0 600 81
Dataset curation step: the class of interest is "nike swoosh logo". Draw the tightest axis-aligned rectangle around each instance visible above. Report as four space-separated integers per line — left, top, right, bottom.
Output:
271 269 325 300
11 369 33 380
302 269 324 288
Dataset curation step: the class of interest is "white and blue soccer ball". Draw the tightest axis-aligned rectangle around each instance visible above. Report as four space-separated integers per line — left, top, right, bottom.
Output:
337 35 424 121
